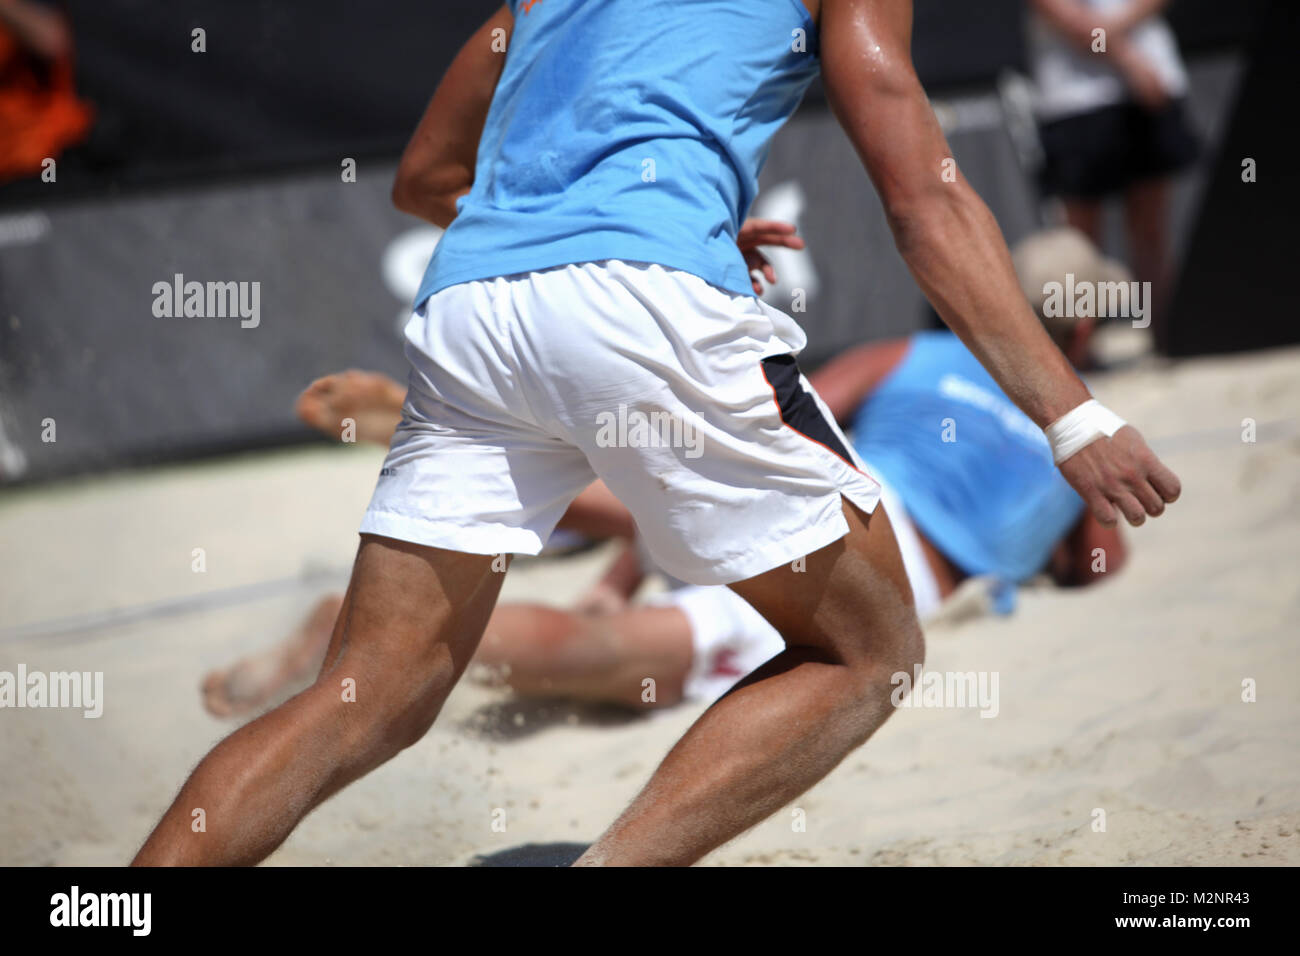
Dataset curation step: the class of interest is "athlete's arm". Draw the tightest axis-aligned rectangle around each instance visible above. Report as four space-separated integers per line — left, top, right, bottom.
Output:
391 5 513 227
573 541 647 615
807 339 909 425
556 480 638 540
820 0 1179 526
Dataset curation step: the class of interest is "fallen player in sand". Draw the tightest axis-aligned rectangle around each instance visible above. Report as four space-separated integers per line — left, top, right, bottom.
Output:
203 227 1130 713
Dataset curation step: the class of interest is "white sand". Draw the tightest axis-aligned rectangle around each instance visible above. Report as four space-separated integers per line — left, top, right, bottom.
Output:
1 345 1297 866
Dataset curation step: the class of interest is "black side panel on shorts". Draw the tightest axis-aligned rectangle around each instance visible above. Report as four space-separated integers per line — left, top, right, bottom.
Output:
760 354 856 467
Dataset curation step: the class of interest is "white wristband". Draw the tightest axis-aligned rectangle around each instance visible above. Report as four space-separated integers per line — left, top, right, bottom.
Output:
1044 399 1127 465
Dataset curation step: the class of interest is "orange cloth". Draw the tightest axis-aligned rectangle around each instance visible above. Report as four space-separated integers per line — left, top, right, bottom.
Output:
0 21 94 181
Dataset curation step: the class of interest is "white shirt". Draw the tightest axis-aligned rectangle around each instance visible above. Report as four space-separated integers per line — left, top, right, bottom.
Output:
1027 0 1190 120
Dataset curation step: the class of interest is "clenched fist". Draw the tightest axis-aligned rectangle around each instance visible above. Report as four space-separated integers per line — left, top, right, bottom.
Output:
1057 426 1181 527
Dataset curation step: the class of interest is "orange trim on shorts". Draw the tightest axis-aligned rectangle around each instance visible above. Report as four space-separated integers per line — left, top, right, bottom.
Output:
759 360 872 479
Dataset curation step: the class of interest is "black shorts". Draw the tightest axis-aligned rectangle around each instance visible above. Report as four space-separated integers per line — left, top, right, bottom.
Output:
1037 99 1200 200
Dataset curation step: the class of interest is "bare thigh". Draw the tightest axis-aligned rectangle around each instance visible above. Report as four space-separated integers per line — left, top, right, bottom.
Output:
572 498 925 866
728 497 920 671
477 603 694 706
313 533 510 769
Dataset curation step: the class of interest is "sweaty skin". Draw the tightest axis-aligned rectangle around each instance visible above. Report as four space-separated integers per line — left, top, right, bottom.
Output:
135 0 1177 868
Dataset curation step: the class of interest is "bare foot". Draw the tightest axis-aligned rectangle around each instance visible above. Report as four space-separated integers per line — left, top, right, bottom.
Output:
295 370 406 446
201 594 343 718
571 582 628 617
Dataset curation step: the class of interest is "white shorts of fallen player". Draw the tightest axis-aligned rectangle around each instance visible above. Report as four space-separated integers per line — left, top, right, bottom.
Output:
648 469 943 703
362 259 882 586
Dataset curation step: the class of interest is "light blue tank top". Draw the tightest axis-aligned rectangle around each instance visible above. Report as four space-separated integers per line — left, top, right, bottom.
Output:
415 0 819 306
852 332 1085 585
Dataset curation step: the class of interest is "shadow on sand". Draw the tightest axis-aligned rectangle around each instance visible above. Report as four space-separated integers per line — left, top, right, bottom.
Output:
456 695 648 741
469 842 591 867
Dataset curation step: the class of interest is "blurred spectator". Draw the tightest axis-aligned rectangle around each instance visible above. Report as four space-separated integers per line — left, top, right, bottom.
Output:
1012 225 1134 368
1026 1 1199 349
0 0 92 184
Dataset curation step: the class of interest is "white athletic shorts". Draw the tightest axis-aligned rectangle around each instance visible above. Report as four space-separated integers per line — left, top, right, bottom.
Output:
361 259 881 585
648 470 943 702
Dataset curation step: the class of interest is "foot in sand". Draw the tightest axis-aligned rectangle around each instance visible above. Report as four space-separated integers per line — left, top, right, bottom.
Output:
295 370 406 446
201 594 342 718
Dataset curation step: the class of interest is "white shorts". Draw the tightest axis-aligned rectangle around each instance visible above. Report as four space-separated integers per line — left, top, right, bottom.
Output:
360 260 881 585
652 473 943 702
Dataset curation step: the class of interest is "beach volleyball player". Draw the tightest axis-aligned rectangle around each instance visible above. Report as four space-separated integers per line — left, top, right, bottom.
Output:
134 0 1179 866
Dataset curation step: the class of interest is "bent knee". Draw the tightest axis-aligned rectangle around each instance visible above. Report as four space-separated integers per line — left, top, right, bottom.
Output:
848 615 925 698
326 651 459 755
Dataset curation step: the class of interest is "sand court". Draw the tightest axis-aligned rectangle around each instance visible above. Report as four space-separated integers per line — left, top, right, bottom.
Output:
2 344 1297 866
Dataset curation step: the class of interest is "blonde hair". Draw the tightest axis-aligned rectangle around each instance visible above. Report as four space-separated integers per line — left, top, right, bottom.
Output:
1011 227 1134 348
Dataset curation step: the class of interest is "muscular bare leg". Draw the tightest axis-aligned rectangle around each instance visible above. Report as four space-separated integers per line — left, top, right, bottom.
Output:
200 365 633 718
476 603 694 707
576 498 924 866
133 536 504 866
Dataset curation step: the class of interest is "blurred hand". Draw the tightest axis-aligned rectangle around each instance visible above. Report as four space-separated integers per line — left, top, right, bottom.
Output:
1106 2 1159 36
1057 425 1181 527
1113 40 1170 112
572 582 628 617
736 218 805 294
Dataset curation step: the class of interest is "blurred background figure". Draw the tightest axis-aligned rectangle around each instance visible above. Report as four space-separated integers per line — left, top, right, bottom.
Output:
1011 225 1134 368
1025 1 1199 353
0 0 91 184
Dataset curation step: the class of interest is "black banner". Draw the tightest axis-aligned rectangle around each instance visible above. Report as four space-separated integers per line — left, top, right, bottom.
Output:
0 865 1283 941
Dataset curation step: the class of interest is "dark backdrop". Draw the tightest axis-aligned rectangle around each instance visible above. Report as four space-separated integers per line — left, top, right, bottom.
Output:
0 1 1274 484
0 0 1264 204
